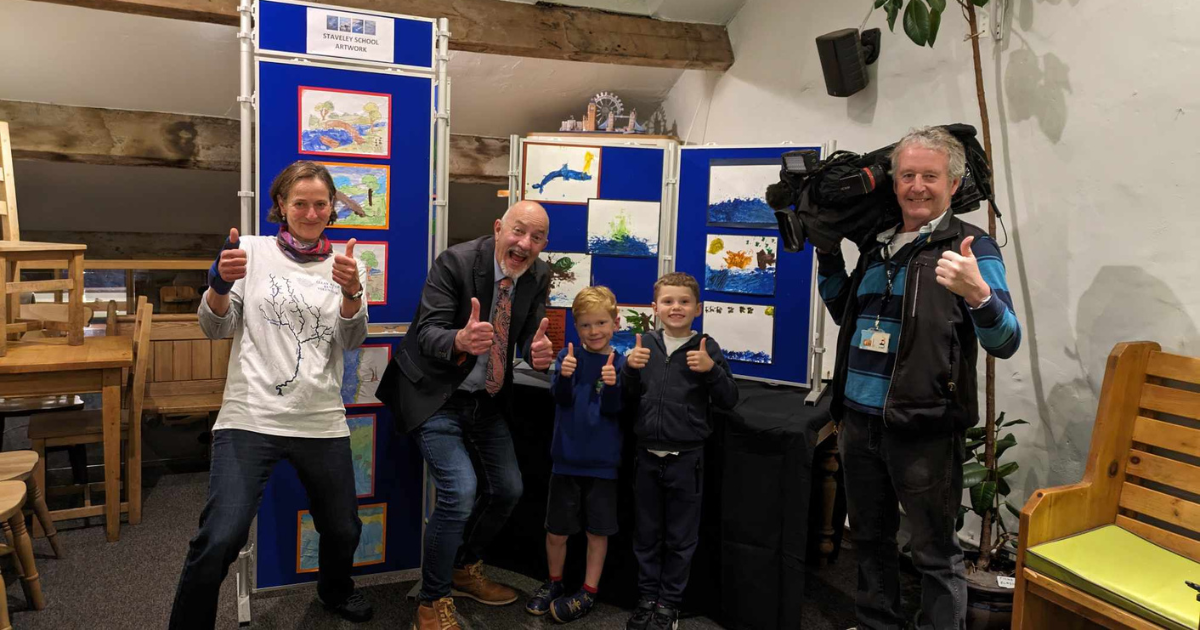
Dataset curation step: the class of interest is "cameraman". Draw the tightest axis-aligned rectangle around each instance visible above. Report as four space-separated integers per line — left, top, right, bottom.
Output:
815 127 1021 630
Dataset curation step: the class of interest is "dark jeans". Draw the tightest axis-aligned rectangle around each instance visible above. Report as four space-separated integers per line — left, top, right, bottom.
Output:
633 448 704 608
839 409 967 630
169 429 361 630
412 391 523 601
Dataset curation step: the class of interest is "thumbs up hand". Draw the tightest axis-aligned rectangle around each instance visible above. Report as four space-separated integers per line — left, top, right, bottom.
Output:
626 333 651 370
455 297 495 356
935 235 991 307
333 238 363 297
209 227 248 295
530 317 555 371
601 351 617 385
687 337 715 373
560 343 577 378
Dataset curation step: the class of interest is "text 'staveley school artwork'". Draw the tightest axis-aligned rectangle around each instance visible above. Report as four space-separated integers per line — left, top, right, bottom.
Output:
707 162 781 227
332 240 388 305
322 162 389 230
523 143 601 204
298 503 386 573
299 87 391 159
540 252 592 308
342 344 390 407
705 234 778 296
587 199 660 258
703 301 775 365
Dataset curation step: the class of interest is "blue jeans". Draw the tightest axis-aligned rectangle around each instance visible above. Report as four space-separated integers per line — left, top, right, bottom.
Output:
169 429 362 630
839 409 967 630
412 392 523 601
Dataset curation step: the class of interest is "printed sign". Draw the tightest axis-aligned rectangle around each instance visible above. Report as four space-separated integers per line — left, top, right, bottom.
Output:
306 7 395 64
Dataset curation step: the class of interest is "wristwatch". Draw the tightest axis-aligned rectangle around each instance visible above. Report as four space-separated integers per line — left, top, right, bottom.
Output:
342 285 364 300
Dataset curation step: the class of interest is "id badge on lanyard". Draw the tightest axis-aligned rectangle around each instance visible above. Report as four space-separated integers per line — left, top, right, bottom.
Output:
861 234 910 354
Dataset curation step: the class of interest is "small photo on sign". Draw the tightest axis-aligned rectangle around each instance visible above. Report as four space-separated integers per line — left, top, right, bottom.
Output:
540 252 592 308
342 344 391 407
702 301 774 365
299 87 391 159
339 17 351 32
705 234 777 296
326 15 339 30
297 503 386 573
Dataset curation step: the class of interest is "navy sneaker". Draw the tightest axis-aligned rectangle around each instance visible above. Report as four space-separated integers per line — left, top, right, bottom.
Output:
526 580 565 616
626 598 658 630
648 603 679 630
550 588 595 623
322 590 374 623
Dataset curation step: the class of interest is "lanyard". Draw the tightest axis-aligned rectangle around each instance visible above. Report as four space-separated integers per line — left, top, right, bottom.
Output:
875 232 921 328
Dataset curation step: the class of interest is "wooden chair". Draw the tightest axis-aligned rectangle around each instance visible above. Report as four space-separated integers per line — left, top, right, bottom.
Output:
0 452 62 559
0 479 45 624
27 297 152 527
1014 341 1200 630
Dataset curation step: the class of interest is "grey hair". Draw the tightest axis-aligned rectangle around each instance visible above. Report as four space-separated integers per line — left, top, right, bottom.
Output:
889 126 967 181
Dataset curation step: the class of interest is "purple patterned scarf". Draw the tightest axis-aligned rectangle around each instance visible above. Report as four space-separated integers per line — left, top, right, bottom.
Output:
276 226 333 263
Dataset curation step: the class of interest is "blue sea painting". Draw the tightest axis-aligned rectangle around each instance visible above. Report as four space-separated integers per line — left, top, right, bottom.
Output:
297 504 386 572
347 414 375 497
611 305 656 356
299 87 390 158
523 143 601 204
707 162 782 227
341 345 389 406
704 234 777 296
702 301 774 365
586 199 660 258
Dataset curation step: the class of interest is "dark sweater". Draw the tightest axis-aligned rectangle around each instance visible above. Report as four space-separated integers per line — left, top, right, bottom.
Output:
549 347 626 479
621 330 739 452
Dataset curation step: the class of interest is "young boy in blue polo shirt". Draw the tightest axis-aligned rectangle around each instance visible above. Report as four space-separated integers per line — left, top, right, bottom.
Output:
526 286 626 623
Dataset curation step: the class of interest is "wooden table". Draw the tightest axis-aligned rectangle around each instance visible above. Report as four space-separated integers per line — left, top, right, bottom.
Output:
0 336 132 541
0 240 87 357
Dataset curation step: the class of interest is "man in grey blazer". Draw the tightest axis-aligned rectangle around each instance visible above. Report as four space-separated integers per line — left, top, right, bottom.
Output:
378 200 555 630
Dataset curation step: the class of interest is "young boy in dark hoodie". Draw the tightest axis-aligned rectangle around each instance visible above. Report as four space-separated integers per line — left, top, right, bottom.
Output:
526 286 626 623
622 272 739 630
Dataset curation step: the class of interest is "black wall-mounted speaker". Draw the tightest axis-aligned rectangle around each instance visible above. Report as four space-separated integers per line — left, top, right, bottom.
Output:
816 28 871 97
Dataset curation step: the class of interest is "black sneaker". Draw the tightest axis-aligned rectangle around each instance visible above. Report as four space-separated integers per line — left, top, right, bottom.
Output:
550 588 595 623
321 590 374 623
526 580 565 616
626 598 658 630
648 603 679 630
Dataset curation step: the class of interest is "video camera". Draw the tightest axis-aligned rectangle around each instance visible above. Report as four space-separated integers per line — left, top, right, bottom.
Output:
769 123 995 253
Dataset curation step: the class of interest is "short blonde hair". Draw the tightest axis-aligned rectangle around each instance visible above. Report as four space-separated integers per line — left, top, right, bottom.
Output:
572 286 618 320
653 272 700 301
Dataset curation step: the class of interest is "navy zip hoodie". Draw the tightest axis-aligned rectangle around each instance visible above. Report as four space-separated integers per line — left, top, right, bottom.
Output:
549 346 625 479
621 330 739 452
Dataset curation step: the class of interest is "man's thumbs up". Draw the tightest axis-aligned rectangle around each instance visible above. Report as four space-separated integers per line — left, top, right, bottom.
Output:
468 297 481 324
601 351 617 386
560 341 577 378
530 317 554 371
687 337 714 373
627 332 651 370
960 235 975 258
455 297 494 356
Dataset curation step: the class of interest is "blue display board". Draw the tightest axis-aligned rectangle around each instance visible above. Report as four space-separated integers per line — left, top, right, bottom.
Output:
676 146 820 387
255 336 424 589
256 58 432 324
525 143 668 351
257 0 435 70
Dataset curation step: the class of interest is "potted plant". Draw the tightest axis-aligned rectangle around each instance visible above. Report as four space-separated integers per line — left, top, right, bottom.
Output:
957 411 1027 628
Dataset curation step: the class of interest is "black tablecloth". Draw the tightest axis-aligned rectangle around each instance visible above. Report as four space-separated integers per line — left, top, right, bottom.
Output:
488 371 832 627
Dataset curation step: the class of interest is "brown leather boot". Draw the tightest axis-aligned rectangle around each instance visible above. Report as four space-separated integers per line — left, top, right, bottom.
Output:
450 561 519 605
413 597 460 630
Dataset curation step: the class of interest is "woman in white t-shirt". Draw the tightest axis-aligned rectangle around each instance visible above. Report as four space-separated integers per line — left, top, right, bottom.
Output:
169 161 373 628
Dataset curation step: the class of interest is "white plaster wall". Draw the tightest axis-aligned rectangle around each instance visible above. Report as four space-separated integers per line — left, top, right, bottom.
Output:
660 0 1200 537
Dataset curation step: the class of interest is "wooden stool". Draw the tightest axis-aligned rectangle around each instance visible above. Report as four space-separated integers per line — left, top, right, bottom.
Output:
0 451 62 558
0 479 45 616
0 240 87 357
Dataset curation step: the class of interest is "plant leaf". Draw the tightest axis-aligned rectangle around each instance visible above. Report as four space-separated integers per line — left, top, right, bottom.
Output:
926 7 941 47
997 477 1011 497
885 0 901 31
971 480 997 514
903 0 930 46
927 0 946 11
997 461 1020 478
1005 501 1022 518
996 433 1018 458
962 462 988 488
875 0 890 8
972 0 989 6
956 505 969 531
1002 419 1030 428
966 427 985 440
964 439 984 451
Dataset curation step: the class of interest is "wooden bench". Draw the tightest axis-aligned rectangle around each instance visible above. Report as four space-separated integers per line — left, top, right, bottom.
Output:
1014 341 1200 630
115 313 229 418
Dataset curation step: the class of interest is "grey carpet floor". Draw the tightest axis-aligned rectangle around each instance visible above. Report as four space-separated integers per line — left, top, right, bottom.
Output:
1 417 911 629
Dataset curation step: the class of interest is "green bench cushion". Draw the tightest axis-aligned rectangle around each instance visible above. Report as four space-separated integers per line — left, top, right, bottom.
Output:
1026 525 1200 630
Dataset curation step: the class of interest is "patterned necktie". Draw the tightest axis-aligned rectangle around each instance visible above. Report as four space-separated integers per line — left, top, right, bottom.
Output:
484 277 513 396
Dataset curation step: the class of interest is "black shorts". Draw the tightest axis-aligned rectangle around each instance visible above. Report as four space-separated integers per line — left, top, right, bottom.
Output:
545 473 619 536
